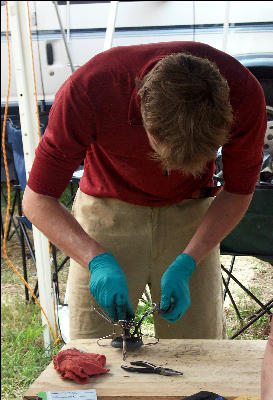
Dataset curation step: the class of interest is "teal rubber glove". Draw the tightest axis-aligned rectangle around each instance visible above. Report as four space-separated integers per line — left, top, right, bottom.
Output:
89 252 135 322
159 253 196 323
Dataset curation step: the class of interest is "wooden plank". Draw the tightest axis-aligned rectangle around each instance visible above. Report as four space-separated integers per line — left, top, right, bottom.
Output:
24 339 265 399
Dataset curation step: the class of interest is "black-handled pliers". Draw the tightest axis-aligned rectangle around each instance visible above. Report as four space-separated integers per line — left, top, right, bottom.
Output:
121 360 183 376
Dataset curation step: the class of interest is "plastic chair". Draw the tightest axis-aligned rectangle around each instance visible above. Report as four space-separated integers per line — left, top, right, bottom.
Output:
1 118 21 241
4 120 42 300
4 119 83 302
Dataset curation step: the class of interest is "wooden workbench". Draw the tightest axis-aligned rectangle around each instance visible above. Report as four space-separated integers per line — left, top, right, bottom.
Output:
24 339 265 399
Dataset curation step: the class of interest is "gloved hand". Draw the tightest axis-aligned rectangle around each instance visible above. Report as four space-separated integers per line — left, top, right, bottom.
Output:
89 252 135 322
159 253 196 323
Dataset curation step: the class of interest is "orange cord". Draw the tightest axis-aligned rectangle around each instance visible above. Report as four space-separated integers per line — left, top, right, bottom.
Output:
2 1 59 346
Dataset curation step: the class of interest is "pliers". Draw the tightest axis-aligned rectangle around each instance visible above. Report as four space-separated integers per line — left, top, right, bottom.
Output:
121 361 183 376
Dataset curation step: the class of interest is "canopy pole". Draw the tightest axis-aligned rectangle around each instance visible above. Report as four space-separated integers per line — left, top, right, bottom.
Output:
7 0 57 349
222 0 230 52
104 1 119 51
52 1 74 73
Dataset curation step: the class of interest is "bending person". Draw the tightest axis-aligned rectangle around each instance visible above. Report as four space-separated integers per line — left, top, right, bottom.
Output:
23 42 267 340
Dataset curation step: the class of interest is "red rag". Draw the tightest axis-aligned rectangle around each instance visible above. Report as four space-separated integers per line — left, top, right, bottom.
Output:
53 348 110 384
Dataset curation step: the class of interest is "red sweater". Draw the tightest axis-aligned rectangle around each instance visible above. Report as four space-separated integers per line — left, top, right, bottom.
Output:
27 41 267 206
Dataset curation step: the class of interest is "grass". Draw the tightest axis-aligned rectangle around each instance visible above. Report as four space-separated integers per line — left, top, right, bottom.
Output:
1 184 75 399
1 298 57 400
221 255 272 340
1 183 272 399
134 297 156 337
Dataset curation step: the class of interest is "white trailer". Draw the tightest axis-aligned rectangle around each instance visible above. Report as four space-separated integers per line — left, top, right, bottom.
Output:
1 1 273 110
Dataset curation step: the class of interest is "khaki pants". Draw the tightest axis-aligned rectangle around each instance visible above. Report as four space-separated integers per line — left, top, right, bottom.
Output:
68 190 224 340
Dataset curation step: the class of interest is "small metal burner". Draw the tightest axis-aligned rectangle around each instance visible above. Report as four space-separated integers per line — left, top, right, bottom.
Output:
92 303 160 360
111 336 143 349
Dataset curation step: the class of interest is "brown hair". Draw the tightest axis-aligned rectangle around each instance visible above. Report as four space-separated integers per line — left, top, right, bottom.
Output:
136 53 233 176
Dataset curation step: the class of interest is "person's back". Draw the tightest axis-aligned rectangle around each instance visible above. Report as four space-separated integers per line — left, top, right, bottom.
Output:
28 41 265 206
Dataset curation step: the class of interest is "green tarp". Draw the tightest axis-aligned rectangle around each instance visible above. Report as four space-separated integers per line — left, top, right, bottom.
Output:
220 187 273 259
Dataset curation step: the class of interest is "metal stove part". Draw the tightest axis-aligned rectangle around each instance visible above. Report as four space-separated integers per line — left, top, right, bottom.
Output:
111 335 143 349
117 319 137 360
91 303 160 359
132 303 159 335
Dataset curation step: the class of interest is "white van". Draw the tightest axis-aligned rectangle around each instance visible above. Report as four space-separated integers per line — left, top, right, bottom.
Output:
1 1 273 117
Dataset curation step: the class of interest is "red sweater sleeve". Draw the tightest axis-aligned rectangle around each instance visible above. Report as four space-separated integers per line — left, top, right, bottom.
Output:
27 77 96 198
222 71 267 194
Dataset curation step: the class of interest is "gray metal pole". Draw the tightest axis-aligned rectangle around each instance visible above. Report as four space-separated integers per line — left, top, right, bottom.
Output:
52 0 75 73
222 1 230 52
104 1 119 51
